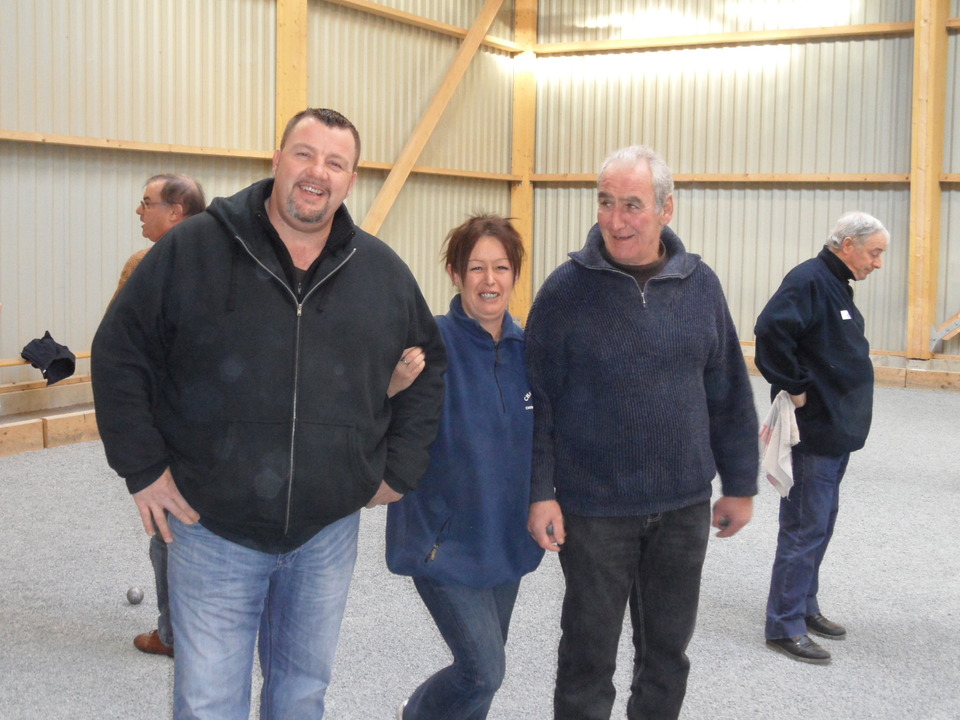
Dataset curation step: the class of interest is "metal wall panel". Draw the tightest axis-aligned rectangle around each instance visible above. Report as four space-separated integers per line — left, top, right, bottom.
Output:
537 0 915 43
940 190 960 356
348 172 512 315
535 37 913 174
533 185 910 352
0 0 275 150
531 1 917 356
308 2 514 173
0 140 269 384
945 11 960 356
353 0 516 39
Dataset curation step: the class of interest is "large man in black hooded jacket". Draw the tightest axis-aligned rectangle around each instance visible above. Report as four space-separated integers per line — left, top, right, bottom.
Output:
93 108 446 719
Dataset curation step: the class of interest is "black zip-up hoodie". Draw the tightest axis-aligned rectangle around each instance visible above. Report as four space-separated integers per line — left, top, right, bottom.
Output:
93 179 446 553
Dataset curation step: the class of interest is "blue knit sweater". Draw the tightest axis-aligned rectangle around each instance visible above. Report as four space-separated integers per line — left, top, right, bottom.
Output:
525 224 759 516
386 296 544 587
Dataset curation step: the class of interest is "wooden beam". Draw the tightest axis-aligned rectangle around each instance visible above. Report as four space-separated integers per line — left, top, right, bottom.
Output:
906 0 949 360
0 131 523 181
0 352 91 370
535 22 914 56
360 0 505 236
0 375 92 395
0 419 44 458
509 0 538 324
360 161 519 182
0 129 272 161
43 410 100 448
275 0 309 148
532 172 910 185
320 0 521 53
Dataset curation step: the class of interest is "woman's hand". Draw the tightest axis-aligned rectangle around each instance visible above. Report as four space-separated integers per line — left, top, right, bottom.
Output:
387 346 426 398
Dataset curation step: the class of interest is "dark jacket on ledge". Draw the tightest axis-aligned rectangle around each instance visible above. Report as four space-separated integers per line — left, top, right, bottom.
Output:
92 179 446 553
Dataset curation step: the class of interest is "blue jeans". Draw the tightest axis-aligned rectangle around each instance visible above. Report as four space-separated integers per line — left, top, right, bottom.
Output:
148 532 173 647
168 512 360 720
402 576 520 720
765 450 848 640
555 503 710 720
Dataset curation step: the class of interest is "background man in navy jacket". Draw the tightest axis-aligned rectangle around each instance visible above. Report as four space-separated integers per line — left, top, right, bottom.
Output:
756 211 890 664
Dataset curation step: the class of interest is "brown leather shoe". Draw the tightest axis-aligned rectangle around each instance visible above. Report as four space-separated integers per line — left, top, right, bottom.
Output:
133 629 174 657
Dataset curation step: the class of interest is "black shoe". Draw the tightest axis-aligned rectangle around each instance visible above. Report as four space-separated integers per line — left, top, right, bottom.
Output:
766 635 831 664
806 613 846 639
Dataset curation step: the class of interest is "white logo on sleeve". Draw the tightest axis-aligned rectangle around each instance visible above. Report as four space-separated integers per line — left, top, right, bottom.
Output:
840 310 852 320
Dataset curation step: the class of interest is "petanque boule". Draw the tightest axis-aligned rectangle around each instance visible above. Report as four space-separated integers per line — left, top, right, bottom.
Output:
126 586 144 605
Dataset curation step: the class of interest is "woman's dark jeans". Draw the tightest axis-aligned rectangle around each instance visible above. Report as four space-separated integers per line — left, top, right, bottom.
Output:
403 576 520 720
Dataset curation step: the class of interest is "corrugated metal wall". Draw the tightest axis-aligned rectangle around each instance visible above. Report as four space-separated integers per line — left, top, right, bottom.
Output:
941 29 960 356
0 0 275 148
534 185 909 352
308 2 514 172
0 0 517 387
355 0 516 39
532 2 917 354
0 140 268 383
307 0 515 315
535 40 913 175
0 0 275 384
2 0 958 394
351 174 512 313
537 0 914 40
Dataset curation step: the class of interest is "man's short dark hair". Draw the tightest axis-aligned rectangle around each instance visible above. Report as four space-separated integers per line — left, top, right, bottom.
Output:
279 108 361 170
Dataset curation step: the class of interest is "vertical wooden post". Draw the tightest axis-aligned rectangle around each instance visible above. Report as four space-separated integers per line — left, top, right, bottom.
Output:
508 0 538 324
275 0 309 149
906 0 949 359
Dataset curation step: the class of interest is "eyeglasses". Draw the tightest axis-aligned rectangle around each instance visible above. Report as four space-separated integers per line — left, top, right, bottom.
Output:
139 199 176 210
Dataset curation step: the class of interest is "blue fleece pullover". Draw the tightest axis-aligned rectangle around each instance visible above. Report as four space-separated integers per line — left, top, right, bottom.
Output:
754 246 874 456
525 224 759 516
386 295 544 588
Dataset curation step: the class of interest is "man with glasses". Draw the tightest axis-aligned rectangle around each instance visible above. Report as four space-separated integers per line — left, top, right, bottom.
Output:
108 173 206 656
111 174 206 305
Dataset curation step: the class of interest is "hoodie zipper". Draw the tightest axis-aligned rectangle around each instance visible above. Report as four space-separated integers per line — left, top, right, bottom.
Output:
233 235 357 536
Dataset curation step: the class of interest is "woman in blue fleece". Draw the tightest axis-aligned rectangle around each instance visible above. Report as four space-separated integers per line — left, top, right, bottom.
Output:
387 214 544 720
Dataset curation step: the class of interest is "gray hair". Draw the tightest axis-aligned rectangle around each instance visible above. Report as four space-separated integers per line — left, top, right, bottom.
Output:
598 145 674 212
826 211 890 249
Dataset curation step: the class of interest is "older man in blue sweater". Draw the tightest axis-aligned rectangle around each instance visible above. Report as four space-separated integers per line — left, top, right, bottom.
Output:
757 211 889 664
526 145 759 720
